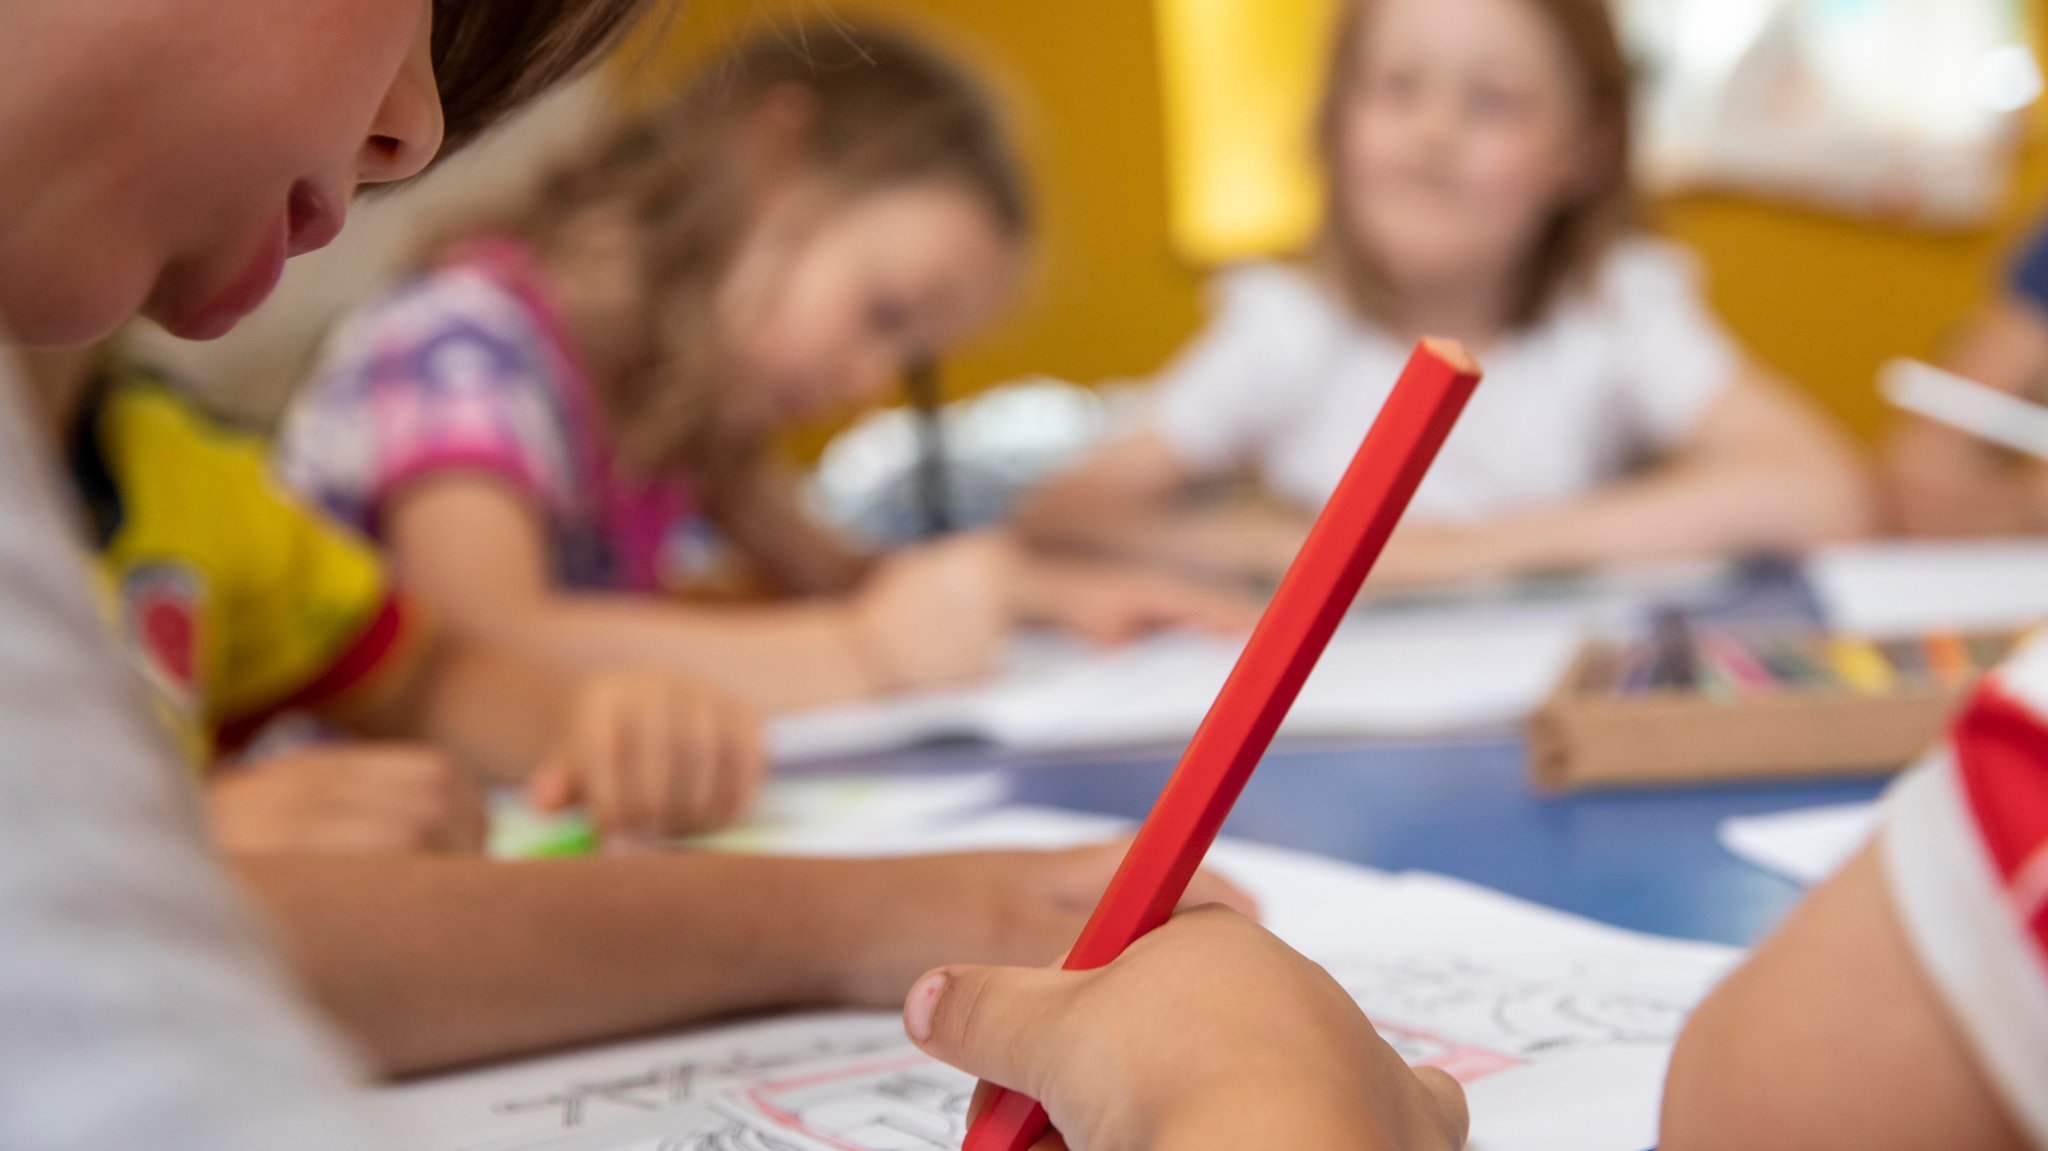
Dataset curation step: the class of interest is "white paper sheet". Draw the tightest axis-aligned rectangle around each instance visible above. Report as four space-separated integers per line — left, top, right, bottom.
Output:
1807 541 2048 637
1719 801 1882 885
489 774 1013 860
772 603 1590 764
384 807 1738 1151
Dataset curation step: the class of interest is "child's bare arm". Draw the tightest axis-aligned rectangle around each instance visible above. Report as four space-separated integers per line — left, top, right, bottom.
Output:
698 452 876 596
1016 431 1310 581
310 603 767 842
1660 841 2027 1151
311 610 571 782
382 474 913 711
235 845 1255 1079
384 472 1257 713
1392 366 1872 582
1883 297 2048 536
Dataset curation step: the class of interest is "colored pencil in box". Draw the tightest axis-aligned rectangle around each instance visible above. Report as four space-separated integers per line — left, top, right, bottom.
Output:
1922 632 1973 687
1826 637 1896 694
1699 632 1778 695
1759 641 1831 689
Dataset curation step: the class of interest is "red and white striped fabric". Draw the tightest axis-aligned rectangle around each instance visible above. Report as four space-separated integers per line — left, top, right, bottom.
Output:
1887 634 2048 1143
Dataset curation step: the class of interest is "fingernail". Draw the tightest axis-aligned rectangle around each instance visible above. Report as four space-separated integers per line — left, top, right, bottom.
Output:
904 971 947 1043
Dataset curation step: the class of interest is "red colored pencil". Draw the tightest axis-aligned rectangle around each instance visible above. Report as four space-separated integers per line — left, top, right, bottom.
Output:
961 340 1483 1151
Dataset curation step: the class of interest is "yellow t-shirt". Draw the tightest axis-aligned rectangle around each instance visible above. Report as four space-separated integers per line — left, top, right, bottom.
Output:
69 368 406 768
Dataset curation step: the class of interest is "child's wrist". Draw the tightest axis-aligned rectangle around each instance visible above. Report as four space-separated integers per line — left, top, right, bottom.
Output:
836 605 903 698
795 858 900 1003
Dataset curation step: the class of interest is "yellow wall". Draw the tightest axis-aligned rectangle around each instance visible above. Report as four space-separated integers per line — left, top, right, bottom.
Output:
645 1 2048 447
1659 148 2048 442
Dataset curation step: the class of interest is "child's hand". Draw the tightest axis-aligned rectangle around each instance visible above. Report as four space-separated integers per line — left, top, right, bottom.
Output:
847 532 1015 692
823 843 1256 1008
526 671 766 843
1011 554 1261 645
903 906 1468 1151
206 744 489 855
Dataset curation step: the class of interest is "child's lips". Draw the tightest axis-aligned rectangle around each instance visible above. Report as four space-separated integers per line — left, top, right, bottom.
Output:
286 182 344 257
164 213 288 341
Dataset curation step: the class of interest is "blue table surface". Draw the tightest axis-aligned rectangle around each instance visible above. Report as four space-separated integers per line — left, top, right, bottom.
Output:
796 563 1897 950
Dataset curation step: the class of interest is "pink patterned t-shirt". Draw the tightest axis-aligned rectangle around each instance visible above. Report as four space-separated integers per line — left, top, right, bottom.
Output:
277 238 691 594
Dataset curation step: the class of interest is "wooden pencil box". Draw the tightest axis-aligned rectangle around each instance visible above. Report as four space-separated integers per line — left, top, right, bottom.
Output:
1526 636 1986 792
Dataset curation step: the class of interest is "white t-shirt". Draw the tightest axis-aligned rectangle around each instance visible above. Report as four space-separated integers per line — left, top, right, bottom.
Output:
1150 239 1742 522
0 347 383 1150
1884 634 2048 1144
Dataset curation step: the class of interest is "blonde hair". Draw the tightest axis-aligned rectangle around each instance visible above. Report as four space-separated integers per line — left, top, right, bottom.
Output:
459 22 1027 480
1311 0 1639 328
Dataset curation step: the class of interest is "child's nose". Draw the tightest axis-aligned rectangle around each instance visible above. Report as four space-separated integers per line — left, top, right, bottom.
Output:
358 25 445 187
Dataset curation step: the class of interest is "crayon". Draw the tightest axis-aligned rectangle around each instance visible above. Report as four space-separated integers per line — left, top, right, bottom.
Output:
1827 637 1896 694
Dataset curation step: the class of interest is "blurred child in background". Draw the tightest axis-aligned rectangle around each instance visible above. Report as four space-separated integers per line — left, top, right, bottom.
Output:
23 343 763 852
278 23 1256 715
1884 221 2048 537
1019 0 1870 589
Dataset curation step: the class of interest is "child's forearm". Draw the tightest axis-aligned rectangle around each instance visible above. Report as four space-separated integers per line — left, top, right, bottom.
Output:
509 595 881 713
1021 485 1310 583
1880 417 2048 537
237 852 887 1077
1484 448 1872 574
315 619 572 784
1013 433 1308 580
411 643 575 783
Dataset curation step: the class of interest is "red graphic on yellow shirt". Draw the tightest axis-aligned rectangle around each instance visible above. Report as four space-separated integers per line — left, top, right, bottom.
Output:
123 564 202 703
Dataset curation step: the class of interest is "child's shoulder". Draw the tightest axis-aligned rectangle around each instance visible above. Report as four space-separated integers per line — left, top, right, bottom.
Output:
1581 235 1713 314
1205 260 1362 345
320 243 555 383
1212 260 1343 313
362 263 538 353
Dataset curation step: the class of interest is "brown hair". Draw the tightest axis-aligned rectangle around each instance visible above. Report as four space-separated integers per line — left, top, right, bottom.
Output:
475 20 1027 478
431 0 668 158
1311 0 1638 328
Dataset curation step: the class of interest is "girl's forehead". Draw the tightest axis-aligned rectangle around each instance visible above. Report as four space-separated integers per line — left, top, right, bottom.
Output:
1361 0 1575 81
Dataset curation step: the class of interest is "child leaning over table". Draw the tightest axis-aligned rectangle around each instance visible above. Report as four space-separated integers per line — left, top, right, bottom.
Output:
23 342 764 852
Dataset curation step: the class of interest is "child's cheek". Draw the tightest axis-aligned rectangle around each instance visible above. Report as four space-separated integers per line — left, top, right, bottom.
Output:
1464 129 1569 221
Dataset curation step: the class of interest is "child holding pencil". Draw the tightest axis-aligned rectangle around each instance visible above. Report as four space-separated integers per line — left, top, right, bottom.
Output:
0 0 1255 1107
1884 219 2048 536
277 23 1256 715
1018 0 1870 589
903 641 2048 1149
22 341 763 852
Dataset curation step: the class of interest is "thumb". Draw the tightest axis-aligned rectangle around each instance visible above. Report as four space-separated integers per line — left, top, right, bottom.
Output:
525 761 579 813
1412 1067 1471 1150
903 964 1082 1101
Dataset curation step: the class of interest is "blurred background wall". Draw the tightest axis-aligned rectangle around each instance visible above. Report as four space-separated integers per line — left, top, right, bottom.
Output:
144 0 2048 449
